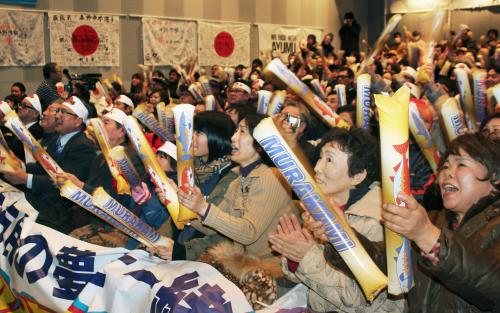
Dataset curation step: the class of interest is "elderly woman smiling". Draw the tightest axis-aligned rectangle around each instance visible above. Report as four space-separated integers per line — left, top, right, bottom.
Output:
269 127 404 312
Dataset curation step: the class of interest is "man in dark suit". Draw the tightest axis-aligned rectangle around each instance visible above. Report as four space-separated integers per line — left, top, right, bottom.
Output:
60 108 146 230
15 94 44 162
2 96 96 234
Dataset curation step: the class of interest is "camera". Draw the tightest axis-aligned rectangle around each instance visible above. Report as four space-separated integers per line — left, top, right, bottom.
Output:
285 113 301 132
63 69 102 94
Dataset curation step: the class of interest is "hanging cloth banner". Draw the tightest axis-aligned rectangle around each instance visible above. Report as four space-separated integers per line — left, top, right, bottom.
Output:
48 13 119 66
197 21 250 67
257 24 323 63
142 18 197 66
0 11 45 66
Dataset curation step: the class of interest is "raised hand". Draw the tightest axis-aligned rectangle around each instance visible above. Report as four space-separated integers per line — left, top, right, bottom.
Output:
382 192 440 253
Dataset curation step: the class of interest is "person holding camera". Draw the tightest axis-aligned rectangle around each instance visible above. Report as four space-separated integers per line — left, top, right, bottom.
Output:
277 101 318 165
339 12 361 57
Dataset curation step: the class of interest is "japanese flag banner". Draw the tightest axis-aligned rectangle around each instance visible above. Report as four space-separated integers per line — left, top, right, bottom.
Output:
0 11 45 66
48 13 119 67
197 21 250 67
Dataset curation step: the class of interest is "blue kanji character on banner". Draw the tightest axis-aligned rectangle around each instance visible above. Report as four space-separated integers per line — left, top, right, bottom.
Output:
126 269 160 287
182 284 233 313
15 235 52 283
150 271 199 313
52 246 105 300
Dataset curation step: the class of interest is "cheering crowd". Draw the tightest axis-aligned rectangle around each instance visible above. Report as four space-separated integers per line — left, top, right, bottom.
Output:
0 11 499 312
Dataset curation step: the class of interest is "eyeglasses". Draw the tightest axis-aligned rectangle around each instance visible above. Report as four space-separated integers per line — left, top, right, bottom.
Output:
53 108 79 117
18 102 37 111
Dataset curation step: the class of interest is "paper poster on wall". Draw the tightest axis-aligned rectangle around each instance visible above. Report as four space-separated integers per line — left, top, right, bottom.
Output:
198 21 250 67
142 18 197 66
258 24 323 64
48 13 119 67
0 11 45 66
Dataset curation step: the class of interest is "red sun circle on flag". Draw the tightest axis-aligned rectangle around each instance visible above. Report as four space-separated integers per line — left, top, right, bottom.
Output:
72 25 99 56
213 31 235 57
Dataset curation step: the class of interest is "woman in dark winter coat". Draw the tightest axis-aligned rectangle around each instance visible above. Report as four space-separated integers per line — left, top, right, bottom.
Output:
306 133 500 312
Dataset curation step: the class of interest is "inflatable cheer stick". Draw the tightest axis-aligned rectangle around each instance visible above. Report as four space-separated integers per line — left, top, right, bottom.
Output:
156 102 176 138
4 111 63 180
267 90 287 116
109 146 143 189
408 101 440 174
61 181 170 248
205 95 216 111
90 118 130 194
123 116 183 229
265 59 349 128
133 104 173 142
454 67 477 132
356 74 372 129
310 79 327 101
188 83 204 103
440 97 468 142
472 70 487 124
256 90 273 114
253 117 387 301
358 14 402 74
335 84 347 107
93 187 171 247
374 86 414 295
172 104 198 221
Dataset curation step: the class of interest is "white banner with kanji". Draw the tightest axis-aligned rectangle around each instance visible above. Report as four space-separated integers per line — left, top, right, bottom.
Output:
198 22 250 67
48 13 119 67
0 180 307 312
142 18 197 66
258 24 323 64
0 11 45 66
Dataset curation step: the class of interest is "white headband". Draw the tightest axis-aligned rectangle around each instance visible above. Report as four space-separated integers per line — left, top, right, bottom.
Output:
0 101 12 114
232 82 251 94
157 141 177 160
24 94 42 115
115 94 134 108
62 96 89 122
104 108 128 125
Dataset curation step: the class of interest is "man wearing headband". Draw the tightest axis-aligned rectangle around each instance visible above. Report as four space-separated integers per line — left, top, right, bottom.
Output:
0 95 44 163
114 94 135 115
227 81 251 106
3 96 96 234
15 94 45 162
58 108 147 238
18 94 44 139
61 108 143 195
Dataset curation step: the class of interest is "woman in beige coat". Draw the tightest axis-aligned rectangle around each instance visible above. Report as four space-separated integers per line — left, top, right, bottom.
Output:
178 113 293 258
